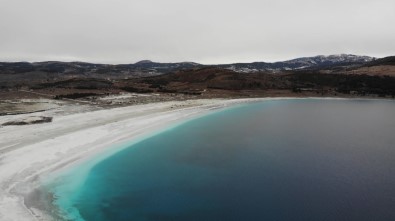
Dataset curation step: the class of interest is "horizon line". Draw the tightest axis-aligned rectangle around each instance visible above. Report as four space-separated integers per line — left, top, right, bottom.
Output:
0 53 387 66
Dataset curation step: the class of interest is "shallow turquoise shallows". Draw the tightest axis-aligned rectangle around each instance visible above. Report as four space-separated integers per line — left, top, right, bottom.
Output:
45 99 395 221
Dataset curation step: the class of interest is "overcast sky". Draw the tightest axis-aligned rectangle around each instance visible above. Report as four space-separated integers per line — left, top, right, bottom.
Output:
0 0 394 64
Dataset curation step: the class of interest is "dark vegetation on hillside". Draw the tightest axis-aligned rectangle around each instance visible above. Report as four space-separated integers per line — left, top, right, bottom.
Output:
32 78 113 90
129 67 395 97
290 71 395 96
363 56 395 67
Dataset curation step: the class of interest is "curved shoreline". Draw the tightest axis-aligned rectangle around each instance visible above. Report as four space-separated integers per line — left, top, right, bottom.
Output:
1 97 384 220
0 98 277 221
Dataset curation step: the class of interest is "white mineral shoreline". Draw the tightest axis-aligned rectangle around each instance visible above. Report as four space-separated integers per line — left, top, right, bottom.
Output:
0 97 361 220
0 98 284 221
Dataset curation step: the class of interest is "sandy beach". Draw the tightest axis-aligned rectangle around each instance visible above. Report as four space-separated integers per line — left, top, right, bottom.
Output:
0 98 268 221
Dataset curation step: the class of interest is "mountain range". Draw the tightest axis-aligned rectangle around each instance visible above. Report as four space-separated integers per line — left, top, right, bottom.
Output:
1 54 394 99
0 54 376 78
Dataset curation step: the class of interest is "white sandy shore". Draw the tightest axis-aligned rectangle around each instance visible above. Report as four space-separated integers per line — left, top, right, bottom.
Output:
0 98 279 221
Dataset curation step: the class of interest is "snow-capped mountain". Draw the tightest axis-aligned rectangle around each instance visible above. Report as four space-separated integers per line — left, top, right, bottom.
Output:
283 54 374 67
221 54 375 73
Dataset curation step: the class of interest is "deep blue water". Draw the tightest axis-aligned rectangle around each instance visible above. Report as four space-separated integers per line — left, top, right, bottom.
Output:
48 99 395 221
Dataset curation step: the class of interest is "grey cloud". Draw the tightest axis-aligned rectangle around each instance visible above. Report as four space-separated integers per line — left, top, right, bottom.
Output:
0 0 394 64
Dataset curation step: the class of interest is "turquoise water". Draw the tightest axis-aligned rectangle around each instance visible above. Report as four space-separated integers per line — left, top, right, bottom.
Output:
46 99 395 221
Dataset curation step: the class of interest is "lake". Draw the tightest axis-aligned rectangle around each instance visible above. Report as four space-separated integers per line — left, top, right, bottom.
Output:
46 99 395 221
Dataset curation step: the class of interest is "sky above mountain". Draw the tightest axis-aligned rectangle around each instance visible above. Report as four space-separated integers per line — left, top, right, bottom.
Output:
1 0 394 64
